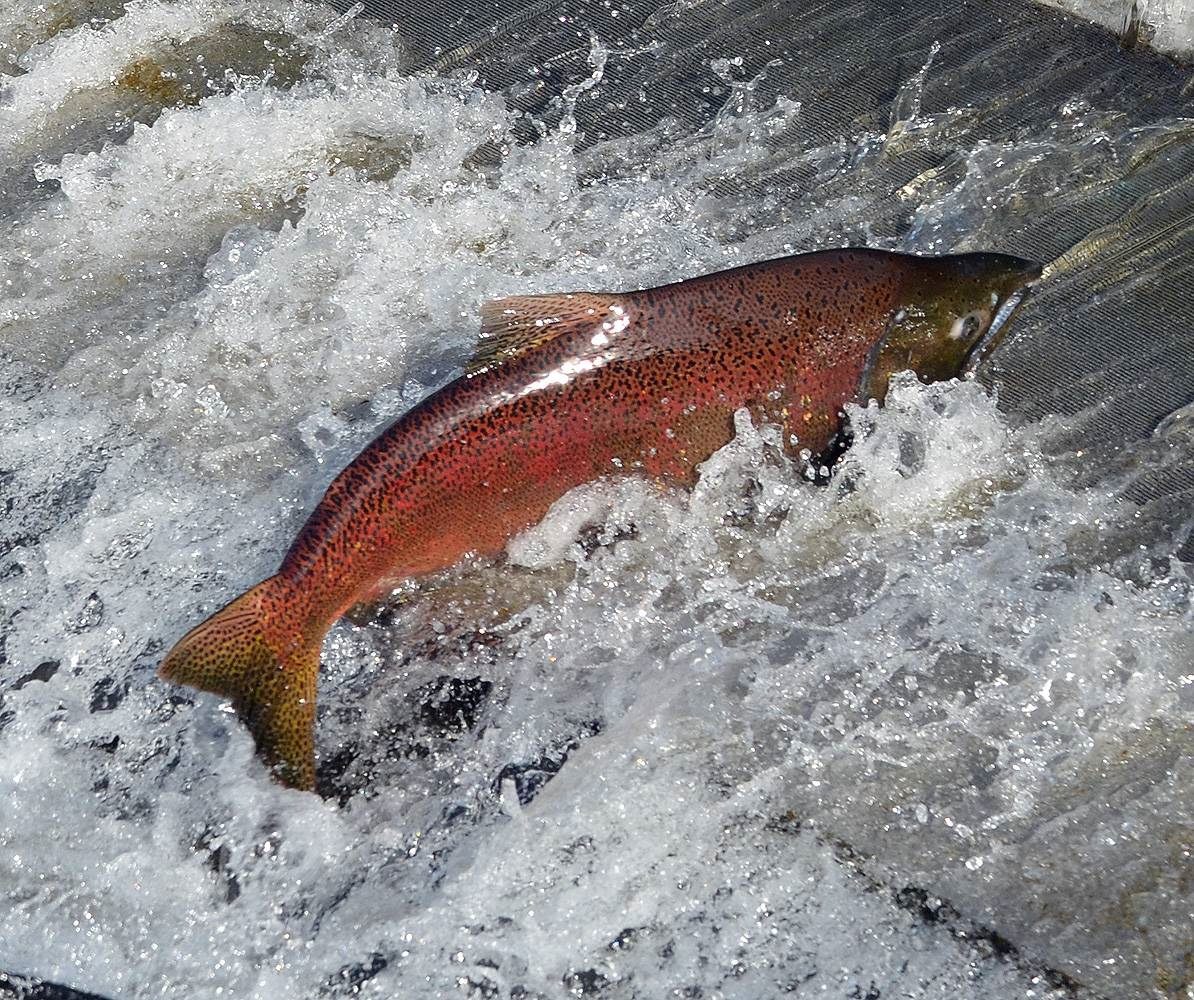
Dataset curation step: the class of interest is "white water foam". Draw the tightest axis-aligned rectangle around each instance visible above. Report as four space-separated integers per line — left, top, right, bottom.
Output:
1 3 1191 999
1035 0 1194 57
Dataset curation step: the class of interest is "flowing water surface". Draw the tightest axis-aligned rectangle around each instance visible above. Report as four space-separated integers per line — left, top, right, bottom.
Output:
1 3 1192 998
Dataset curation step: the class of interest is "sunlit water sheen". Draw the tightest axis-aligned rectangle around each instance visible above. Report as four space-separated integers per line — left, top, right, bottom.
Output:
1 3 1192 999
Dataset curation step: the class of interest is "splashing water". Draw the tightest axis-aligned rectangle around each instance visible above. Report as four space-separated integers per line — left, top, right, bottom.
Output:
1 3 1191 999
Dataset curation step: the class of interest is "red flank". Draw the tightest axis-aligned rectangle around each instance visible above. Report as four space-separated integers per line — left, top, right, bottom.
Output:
160 248 1041 790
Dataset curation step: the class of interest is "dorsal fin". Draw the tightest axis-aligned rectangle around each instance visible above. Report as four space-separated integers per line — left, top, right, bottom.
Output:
469 292 621 375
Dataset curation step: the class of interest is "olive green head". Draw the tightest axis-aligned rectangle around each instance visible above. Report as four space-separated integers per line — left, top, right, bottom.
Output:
864 252 1042 401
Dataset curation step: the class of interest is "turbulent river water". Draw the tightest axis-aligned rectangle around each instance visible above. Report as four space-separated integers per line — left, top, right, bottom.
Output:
1 2 1192 999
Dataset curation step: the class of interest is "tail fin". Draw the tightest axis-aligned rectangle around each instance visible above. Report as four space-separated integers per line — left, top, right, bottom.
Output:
159 576 321 791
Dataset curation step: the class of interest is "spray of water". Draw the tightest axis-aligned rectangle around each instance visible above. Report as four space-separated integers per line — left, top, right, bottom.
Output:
1 3 1191 999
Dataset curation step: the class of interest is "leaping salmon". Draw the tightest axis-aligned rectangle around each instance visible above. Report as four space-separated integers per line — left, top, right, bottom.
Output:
159 248 1041 790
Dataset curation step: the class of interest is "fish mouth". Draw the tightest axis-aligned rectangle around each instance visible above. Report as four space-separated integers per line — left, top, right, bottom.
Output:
1007 256 1044 284
963 265 1042 371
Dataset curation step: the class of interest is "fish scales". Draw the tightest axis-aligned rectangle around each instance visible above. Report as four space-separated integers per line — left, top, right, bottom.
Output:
160 247 1042 790
285 253 895 599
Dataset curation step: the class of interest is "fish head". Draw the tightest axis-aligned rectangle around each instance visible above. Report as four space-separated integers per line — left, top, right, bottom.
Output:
864 252 1042 401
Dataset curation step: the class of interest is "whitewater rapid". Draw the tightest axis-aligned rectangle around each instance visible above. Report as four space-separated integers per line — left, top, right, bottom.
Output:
1 3 1191 999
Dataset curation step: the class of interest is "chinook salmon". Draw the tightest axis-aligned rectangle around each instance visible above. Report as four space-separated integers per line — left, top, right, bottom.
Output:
160 248 1041 790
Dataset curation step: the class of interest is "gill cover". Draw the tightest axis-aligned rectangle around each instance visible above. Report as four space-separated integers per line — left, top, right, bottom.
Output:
864 252 1042 401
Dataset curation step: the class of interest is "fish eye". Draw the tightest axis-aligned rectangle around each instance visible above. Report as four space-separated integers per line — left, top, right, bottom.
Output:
949 311 984 340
